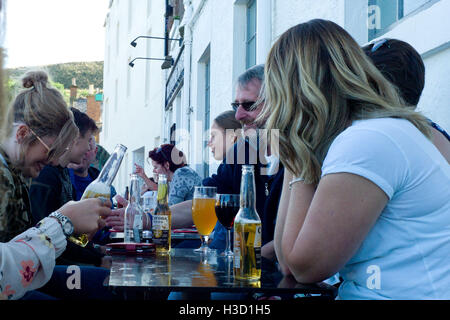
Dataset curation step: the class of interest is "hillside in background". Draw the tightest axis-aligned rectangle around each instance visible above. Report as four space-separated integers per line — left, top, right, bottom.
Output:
6 61 104 105
7 61 104 89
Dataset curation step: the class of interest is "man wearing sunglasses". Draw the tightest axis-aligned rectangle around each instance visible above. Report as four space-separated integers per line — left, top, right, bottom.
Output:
171 65 284 261
231 69 265 134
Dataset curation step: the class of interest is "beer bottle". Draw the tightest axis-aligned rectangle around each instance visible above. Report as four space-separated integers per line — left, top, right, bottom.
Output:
152 174 171 254
69 143 127 247
233 165 262 282
124 174 144 243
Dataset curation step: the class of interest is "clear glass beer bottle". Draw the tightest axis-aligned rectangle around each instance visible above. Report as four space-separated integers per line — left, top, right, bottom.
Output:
69 144 127 246
233 165 262 282
124 174 144 243
152 174 171 254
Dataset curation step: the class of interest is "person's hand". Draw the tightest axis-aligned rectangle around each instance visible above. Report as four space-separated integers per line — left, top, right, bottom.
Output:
105 207 125 231
134 163 147 180
115 194 128 208
58 198 112 235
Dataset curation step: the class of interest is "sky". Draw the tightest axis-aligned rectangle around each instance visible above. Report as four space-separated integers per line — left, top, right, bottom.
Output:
4 0 110 68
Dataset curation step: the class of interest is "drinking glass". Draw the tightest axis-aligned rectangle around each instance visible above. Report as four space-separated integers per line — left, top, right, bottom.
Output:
215 194 240 257
192 186 217 254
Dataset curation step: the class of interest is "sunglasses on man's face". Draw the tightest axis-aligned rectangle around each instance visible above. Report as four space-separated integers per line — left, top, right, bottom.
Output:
231 101 256 112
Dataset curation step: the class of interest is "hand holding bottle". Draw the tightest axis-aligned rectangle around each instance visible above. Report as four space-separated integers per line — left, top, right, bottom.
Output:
105 195 127 231
58 198 112 235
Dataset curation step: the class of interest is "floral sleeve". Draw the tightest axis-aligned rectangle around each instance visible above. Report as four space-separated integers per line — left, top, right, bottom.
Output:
0 217 66 300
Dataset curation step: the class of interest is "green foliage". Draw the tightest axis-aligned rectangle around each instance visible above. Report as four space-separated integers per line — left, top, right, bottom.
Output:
48 61 104 89
6 61 103 91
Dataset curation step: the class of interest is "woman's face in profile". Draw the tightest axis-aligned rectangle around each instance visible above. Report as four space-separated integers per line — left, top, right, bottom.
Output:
207 121 236 161
207 122 226 161
151 159 170 176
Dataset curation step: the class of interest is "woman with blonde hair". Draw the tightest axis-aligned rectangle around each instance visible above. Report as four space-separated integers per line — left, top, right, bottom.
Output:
260 19 450 299
0 53 111 299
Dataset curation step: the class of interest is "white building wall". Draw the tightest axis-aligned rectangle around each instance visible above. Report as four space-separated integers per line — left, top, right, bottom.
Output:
367 0 450 132
102 0 449 190
101 0 166 195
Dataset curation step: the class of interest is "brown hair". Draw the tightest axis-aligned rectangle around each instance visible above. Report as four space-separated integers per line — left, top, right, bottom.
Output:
214 110 241 131
148 144 186 172
8 70 79 163
363 39 425 107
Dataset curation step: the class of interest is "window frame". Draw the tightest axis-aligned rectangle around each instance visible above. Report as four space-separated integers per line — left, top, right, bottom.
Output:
246 0 257 69
368 0 439 40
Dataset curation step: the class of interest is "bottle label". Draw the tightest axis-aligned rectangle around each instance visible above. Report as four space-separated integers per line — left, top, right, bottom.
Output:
152 215 170 245
152 215 169 230
252 225 262 268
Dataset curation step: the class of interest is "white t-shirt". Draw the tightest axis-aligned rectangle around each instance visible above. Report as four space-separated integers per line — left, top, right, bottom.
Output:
321 118 450 300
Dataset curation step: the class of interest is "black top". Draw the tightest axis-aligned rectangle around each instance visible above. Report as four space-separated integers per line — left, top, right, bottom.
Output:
202 137 284 246
30 165 103 266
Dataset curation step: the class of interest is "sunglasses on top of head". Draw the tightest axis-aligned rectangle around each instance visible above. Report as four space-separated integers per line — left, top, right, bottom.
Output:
371 38 390 53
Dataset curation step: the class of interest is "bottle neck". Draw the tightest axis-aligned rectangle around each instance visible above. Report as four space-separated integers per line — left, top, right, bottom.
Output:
128 176 141 205
157 177 169 205
97 145 126 186
240 169 256 210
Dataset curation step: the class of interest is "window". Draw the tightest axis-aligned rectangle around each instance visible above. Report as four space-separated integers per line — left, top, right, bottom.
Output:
203 59 211 177
246 0 257 68
170 124 176 146
128 1 133 32
368 0 435 40
133 147 145 174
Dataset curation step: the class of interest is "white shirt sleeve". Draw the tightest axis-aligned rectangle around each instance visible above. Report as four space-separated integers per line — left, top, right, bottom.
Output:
321 126 409 199
0 217 66 300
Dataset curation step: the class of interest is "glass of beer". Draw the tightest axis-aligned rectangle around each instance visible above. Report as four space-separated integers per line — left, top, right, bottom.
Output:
192 186 217 254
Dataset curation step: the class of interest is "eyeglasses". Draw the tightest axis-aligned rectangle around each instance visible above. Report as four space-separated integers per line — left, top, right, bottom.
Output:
28 127 51 152
371 38 390 53
231 101 256 112
28 126 71 162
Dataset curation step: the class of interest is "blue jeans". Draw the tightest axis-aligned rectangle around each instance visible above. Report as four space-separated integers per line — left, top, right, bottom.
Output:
36 265 118 300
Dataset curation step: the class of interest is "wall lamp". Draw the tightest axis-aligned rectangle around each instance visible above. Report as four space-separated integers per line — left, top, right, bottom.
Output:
129 56 174 69
130 35 183 48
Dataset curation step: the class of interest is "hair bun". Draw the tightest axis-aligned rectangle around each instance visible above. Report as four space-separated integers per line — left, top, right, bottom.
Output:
22 70 49 89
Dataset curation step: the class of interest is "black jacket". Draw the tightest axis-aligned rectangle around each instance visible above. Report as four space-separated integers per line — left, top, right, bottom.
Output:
30 165 103 266
202 137 284 245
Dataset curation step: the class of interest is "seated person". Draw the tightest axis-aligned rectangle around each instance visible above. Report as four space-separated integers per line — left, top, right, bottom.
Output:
0 68 112 300
169 65 284 260
362 38 450 162
67 136 117 245
136 144 202 206
30 108 108 267
262 19 450 299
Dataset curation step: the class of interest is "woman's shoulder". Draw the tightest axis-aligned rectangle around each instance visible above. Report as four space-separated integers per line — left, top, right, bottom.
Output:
172 166 202 185
0 161 15 191
174 166 200 178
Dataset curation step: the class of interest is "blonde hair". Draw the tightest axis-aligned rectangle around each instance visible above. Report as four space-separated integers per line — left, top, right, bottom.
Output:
8 70 79 164
260 19 431 184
